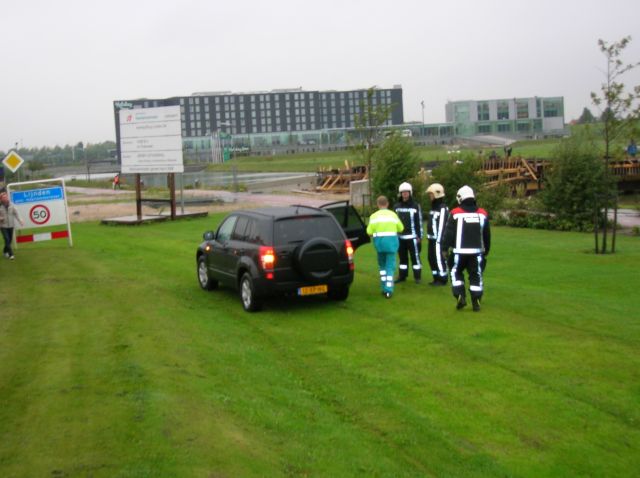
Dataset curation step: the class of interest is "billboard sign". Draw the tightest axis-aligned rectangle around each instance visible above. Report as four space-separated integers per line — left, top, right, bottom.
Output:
119 105 184 174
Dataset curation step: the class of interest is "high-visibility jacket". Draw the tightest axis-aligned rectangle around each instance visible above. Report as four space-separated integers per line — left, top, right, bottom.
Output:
440 202 491 255
426 198 448 241
367 208 404 253
394 198 423 240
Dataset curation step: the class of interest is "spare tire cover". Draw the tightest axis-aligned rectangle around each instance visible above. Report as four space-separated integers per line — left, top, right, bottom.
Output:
295 238 339 281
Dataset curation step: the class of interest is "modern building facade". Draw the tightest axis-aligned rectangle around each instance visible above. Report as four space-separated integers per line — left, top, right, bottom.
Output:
444 96 565 137
113 86 404 155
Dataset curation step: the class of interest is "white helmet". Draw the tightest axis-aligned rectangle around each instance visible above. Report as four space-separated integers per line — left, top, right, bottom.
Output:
456 185 475 203
398 182 413 194
426 183 445 199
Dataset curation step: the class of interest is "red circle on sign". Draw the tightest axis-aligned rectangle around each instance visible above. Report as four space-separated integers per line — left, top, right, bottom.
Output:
29 204 51 225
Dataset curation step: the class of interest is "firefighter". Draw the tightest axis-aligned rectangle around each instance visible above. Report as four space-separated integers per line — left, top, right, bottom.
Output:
366 195 404 298
425 183 449 286
440 185 491 312
393 182 423 284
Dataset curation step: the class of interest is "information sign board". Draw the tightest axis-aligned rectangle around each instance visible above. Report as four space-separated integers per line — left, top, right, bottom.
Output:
119 105 184 173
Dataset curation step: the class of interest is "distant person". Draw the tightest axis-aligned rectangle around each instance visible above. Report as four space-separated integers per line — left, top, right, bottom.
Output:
0 191 25 260
440 186 491 312
425 183 449 286
367 195 404 299
112 173 121 190
504 145 513 158
393 182 423 284
489 150 498 160
627 139 637 158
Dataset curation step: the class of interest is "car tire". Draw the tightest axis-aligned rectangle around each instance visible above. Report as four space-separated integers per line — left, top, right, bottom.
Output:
197 256 218 290
240 273 262 312
295 238 339 281
328 285 349 301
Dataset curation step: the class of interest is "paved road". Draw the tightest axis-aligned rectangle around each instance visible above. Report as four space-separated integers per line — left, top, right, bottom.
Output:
66 186 347 208
609 209 640 228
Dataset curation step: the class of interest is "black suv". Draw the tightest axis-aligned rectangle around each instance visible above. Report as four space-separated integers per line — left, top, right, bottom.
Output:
196 201 369 311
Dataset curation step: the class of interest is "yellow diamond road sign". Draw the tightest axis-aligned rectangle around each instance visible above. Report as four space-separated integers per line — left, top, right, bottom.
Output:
3 151 24 173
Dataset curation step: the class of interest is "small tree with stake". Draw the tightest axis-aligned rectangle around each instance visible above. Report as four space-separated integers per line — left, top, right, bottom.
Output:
352 87 394 210
590 35 640 253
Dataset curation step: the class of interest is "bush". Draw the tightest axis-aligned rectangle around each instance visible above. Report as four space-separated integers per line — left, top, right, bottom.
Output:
540 131 613 229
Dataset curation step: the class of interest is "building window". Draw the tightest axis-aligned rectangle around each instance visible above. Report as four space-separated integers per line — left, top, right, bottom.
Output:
543 99 563 117
497 101 509 120
477 102 490 121
516 101 529 119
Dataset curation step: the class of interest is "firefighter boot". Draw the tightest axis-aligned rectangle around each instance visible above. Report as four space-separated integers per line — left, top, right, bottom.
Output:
456 294 467 310
472 297 481 312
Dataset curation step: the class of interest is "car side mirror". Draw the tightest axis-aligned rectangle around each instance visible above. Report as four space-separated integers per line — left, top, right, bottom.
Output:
203 231 215 241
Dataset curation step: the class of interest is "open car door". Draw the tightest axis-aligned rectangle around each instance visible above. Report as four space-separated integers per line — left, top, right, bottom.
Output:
320 200 370 250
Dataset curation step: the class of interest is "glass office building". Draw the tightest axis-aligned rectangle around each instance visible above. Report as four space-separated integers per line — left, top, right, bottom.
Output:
444 97 565 137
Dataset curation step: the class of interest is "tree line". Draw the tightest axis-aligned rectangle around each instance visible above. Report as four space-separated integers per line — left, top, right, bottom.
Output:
1 141 117 171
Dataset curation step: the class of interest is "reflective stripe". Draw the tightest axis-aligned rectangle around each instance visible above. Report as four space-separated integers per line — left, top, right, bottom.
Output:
399 264 408 270
412 265 421 270
373 232 397 237
453 247 483 254
470 285 483 291
399 234 417 239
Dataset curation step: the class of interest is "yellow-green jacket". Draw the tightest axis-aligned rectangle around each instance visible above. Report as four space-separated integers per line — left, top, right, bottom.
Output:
367 208 404 253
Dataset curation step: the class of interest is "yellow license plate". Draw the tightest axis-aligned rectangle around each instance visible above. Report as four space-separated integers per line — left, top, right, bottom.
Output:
298 285 328 296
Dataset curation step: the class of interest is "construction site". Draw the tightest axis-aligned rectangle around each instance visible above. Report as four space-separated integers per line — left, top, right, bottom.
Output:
316 155 640 195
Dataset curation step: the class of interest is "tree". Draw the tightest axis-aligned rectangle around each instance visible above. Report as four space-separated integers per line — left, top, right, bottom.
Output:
352 87 394 209
577 107 595 124
371 133 420 205
430 153 485 209
590 35 640 253
540 131 612 234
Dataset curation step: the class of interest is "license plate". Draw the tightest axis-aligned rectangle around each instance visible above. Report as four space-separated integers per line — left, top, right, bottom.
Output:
297 285 328 296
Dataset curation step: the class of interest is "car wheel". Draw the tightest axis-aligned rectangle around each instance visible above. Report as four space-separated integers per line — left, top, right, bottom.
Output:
328 285 349 301
197 256 218 290
295 238 339 281
240 273 262 312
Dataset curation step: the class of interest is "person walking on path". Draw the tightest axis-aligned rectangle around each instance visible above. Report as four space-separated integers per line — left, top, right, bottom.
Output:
0 191 24 260
440 185 491 312
425 183 449 286
393 182 424 284
367 195 404 299
112 173 121 190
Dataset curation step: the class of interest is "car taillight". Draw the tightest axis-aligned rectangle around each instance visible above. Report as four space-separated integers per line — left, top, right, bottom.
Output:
345 240 355 271
259 246 275 279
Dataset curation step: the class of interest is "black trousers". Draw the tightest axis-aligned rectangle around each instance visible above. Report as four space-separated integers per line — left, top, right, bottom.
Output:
427 239 447 282
1 227 14 256
448 253 485 299
398 238 422 280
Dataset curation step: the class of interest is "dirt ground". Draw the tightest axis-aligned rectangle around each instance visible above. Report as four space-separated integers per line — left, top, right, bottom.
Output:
66 187 349 223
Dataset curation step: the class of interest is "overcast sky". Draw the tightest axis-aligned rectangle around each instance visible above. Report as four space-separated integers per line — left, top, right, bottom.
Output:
1 0 639 149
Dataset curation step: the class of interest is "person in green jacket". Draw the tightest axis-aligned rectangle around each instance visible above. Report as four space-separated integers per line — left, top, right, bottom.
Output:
366 195 404 298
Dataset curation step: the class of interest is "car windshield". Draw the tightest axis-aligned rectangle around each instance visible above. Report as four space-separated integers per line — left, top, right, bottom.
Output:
274 216 343 245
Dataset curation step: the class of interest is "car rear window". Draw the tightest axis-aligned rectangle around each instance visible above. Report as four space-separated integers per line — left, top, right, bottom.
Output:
274 216 343 245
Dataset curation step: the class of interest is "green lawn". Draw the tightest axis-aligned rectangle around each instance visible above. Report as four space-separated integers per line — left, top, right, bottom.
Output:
1 217 639 477
204 140 563 173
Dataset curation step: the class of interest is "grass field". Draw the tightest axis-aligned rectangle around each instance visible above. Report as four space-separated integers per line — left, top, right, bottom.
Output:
1 216 639 477
204 140 561 173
